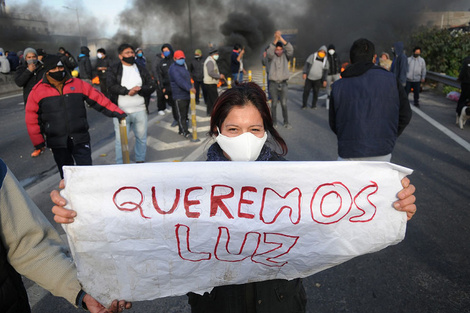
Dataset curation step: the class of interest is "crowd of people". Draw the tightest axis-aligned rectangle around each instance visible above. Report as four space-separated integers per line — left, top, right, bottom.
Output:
13 29 470 312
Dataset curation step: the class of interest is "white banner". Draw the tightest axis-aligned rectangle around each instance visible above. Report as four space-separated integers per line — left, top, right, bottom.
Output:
62 161 412 306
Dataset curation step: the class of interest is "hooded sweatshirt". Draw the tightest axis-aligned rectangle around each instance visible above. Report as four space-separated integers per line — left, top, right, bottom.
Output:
77 46 92 79
157 43 175 88
303 45 329 81
0 48 11 74
391 42 408 85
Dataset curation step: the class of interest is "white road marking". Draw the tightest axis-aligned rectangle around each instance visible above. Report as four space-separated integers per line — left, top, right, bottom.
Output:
411 106 470 152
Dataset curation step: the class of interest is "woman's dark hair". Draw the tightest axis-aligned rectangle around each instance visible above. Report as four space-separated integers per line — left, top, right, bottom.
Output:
209 82 288 156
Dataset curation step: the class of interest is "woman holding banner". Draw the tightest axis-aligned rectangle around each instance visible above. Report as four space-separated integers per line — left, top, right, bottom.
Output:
51 82 416 313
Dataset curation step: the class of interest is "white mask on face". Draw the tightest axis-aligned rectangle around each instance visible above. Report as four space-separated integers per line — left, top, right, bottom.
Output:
213 54 219 61
215 130 268 161
97 53 103 59
328 49 335 55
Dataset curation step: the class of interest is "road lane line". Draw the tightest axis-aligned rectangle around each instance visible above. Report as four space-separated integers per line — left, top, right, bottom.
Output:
411 106 470 152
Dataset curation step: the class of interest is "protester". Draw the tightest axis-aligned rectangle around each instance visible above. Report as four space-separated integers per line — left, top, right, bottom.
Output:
456 55 470 129
25 55 127 177
261 45 271 99
405 47 426 108
78 46 93 83
329 38 412 162
302 45 329 109
0 47 11 74
169 50 196 138
157 43 178 126
0 159 131 313
203 47 225 116
266 30 294 128
379 52 392 71
96 48 112 98
107 43 156 164
189 48 206 104
6 50 19 71
391 41 408 87
326 44 341 109
231 43 246 83
50 82 417 313
58 47 78 73
134 47 146 68
15 47 46 105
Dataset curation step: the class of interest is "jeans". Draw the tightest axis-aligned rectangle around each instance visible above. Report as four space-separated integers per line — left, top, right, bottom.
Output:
113 110 148 163
232 72 244 83
51 138 92 178
269 80 288 125
303 78 322 108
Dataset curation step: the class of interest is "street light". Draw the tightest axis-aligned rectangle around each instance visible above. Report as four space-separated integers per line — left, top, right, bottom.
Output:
187 0 193 52
63 5 83 46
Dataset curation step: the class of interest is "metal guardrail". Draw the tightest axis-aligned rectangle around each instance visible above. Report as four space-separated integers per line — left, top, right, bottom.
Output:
426 71 460 88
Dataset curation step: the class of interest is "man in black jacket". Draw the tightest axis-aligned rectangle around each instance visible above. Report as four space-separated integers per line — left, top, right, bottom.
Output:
329 38 412 161
156 43 178 126
189 49 206 104
14 47 46 106
107 43 156 164
58 47 78 73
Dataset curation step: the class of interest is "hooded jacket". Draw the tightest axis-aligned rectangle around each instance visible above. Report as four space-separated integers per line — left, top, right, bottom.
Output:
303 45 329 81
329 61 411 158
406 55 426 82
25 73 126 149
156 43 175 89
326 44 341 75
77 46 92 80
0 48 11 74
15 59 46 104
391 42 408 85
169 62 192 100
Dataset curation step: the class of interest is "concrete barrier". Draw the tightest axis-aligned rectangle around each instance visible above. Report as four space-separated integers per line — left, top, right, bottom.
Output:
0 73 22 97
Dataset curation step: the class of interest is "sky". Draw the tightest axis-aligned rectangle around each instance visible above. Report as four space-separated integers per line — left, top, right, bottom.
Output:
9 0 129 36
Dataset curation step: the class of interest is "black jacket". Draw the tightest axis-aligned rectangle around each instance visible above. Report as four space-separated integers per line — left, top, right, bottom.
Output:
189 57 204 82
156 44 175 89
14 61 46 104
329 62 412 158
107 62 157 111
458 56 470 84
59 52 77 72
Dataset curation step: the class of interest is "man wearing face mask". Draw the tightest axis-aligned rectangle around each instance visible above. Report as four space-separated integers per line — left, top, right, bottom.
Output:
189 49 206 105
134 47 146 68
325 44 341 109
25 55 127 177
405 47 426 108
302 45 329 109
169 50 196 138
95 48 111 98
157 43 178 126
15 47 46 106
203 47 225 115
108 43 156 164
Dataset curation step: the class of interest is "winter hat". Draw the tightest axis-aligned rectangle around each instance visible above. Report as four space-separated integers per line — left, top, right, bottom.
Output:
195 49 202 55
43 55 64 72
80 46 90 55
174 50 185 59
208 47 218 55
24 47 37 57
36 48 47 57
135 47 143 53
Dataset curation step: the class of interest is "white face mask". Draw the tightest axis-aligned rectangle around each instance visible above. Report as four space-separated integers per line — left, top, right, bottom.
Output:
328 49 335 55
213 54 219 61
216 130 268 161
97 53 103 59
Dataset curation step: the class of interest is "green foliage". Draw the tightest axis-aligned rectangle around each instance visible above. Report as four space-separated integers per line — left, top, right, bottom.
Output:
443 85 461 95
409 27 470 77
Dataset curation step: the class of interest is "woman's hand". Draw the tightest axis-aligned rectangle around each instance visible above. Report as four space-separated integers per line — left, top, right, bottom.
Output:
394 177 417 221
51 179 77 224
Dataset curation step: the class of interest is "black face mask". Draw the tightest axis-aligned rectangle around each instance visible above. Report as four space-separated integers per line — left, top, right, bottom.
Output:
49 70 65 81
413 54 420 58
122 56 135 65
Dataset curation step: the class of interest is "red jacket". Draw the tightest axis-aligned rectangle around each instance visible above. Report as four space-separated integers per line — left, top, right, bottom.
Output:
25 76 126 149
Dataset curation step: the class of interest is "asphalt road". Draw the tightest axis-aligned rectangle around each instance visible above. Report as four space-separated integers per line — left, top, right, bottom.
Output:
1 78 469 312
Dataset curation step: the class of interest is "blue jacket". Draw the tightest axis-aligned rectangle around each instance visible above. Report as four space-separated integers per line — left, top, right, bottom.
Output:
169 63 192 100
391 42 408 85
329 62 411 158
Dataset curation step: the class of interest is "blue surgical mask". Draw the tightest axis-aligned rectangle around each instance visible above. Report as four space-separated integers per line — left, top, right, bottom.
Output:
176 59 185 66
137 52 143 57
163 50 171 57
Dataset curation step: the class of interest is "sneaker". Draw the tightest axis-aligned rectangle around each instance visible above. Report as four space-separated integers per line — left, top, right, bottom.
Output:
184 132 191 139
31 147 45 158
158 110 165 116
283 123 292 129
165 108 172 113
301 106 307 110
171 120 178 127
311 105 317 109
